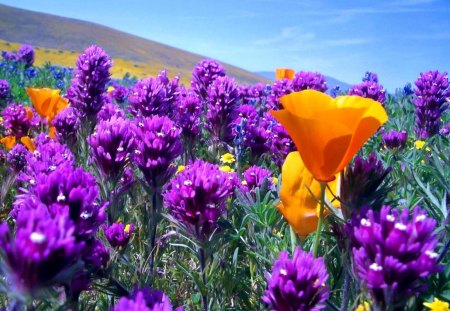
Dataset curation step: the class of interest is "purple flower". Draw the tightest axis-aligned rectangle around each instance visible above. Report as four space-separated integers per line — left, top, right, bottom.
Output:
264 113 296 167
243 165 273 192
2 103 38 138
362 71 379 83
268 79 293 110
173 88 202 142
439 122 450 138
291 71 328 93
97 101 126 121
191 59 226 100
134 116 182 188
66 45 112 119
83 238 109 270
2 51 17 61
17 44 35 67
114 287 180 311
109 84 128 104
382 130 408 150
340 153 392 219
0 79 11 101
128 70 180 118
350 206 442 309
52 107 80 145
348 81 386 105
102 222 134 249
262 247 330 311
6 144 29 173
205 76 240 145
413 70 450 139
89 116 134 180
0 204 83 296
163 160 235 240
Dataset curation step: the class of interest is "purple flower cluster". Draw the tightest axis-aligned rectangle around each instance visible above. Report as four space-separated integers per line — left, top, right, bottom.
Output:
0 79 11 101
350 206 441 309
413 70 450 139
89 116 134 180
6 144 29 173
267 79 293 110
83 238 110 270
242 165 273 192
114 287 181 311
0 205 83 296
362 71 379 83
174 88 202 142
291 71 328 93
191 59 226 100
264 113 296 167
102 222 134 249
163 160 235 240
205 76 240 144
440 122 450 138
262 247 329 311
340 153 392 219
382 129 408 150
52 107 80 145
109 84 128 104
17 44 35 67
128 70 180 118
2 103 38 138
97 101 126 121
348 80 386 105
66 45 112 119
134 116 182 188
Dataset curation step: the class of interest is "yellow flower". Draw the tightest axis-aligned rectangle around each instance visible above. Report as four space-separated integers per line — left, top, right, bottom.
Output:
277 152 339 237
107 86 115 93
176 165 186 174
219 165 234 173
220 153 235 164
26 88 69 124
424 298 450 311
276 68 295 80
355 301 371 311
415 140 426 149
271 90 388 182
272 177 279 185
124 224 131 233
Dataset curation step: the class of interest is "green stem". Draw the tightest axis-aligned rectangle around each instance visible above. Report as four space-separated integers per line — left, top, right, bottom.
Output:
289 225 297 254
312 182 327 257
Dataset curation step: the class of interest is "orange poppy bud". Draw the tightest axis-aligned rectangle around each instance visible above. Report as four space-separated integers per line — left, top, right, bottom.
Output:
0 135 16 150
276 68 295 80
20 136 36 152
277 152 339 237
271 90 388 182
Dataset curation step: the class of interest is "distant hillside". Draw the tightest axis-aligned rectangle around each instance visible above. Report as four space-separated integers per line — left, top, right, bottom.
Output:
0 4 269 85
254 71 352 91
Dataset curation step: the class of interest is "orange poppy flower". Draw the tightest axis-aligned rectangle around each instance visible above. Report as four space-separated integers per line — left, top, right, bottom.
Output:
0 136 16 150
20 136 36 152
276 68 295 80
271 90 388 182
26 88 69 123
277 152 339 237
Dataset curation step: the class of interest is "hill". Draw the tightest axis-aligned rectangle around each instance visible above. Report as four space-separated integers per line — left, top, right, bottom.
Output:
0 4 269 85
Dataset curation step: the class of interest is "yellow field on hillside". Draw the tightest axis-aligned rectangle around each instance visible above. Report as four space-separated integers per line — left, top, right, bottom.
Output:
0 40 193 84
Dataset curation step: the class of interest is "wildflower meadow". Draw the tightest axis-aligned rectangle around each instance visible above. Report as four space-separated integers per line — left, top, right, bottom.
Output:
0 44 448 311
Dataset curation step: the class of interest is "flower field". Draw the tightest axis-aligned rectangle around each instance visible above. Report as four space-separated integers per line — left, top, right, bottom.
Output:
0 44 448 311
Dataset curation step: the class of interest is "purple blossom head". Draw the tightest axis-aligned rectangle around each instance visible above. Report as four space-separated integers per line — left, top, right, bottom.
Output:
128 70 180 118
6 144 29 173
2 51 18 61
240 83 270 109
109 84 128 104
97 101 126 121
134 115 182 189
163 159 235 241
291 71 328 93
66 45 112 119
350 206 442 309
340 153 392 220
89 116 134 180
102 222 134 249
173 88 202 141
52 107 80 145
348 81 386 105
382 130 408 150
268 79 293 110
205 76 240 144
83 238 109 270
17 45 35 67
0 79 11 101
0 204 83 296
413 70 450 139
439 122 450 138
2 103 38 138
243 165 273 192
264 113 296 167
114 287 178 311
362 71 379 83
262 247 330 311
191 59 226 100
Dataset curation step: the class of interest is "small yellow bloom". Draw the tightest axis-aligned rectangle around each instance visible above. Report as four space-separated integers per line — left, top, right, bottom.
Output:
415 140 426 149
124 224 131 233
107 86 115 93
355 301 370 311
219 165 234 173
241 180 248 185
220 153 235 164
424 298 450 311
423 298 450 311
272 177 279 185
176 165 186 174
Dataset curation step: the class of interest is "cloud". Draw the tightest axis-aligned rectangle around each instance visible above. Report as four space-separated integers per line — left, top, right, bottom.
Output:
251 26 315 46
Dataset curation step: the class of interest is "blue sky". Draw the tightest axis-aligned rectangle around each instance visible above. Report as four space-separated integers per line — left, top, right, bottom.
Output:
1 0 449 90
